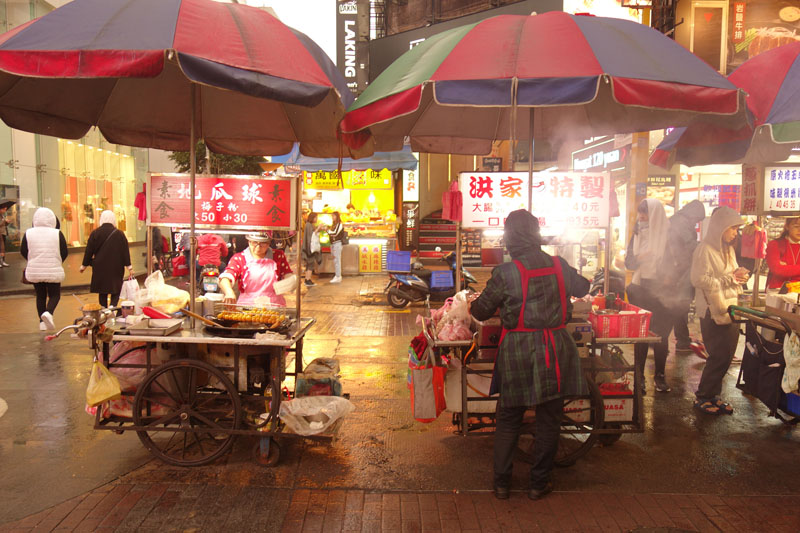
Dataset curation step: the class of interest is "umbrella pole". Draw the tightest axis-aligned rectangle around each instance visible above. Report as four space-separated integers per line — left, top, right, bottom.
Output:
295 176 303 318
189 84 197 328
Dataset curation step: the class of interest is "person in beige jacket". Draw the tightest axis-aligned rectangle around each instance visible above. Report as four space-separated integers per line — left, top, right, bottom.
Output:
690 206 748 415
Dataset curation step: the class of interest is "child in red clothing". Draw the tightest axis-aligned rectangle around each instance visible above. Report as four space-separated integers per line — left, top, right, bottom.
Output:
765 217 800 290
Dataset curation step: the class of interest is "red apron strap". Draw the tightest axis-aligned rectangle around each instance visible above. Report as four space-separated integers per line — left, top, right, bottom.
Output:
551 256 568 325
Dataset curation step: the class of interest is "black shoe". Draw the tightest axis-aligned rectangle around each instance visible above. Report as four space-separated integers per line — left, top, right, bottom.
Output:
304 279 315 286
528 482 553 501
654 373 671 393
675 342 692 353
493 486 510 500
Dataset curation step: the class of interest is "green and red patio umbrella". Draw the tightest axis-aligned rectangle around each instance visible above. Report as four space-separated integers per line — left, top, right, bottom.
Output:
650 41 800 168
340 12 748 156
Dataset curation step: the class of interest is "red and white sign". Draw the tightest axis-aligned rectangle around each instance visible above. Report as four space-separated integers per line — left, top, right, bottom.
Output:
530 172 610 232
459 172 530 228
741 165 759 215
148 174 296 230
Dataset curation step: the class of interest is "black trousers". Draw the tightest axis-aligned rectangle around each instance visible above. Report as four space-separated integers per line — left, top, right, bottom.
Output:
494 397 563 491
696 313 740 400
673 311 691 345
33 282 61 317
99 293 120 308
627 284 678 377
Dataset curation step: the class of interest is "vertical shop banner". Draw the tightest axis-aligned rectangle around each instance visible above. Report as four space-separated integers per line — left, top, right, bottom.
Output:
402 170 419 202
530 172 611 231
732 2 746 43
401 202 418 249
764 166 800 212
148 174 296 230
459 172 530 228
336 1 367 95
741 165 760 214
358 243 383 273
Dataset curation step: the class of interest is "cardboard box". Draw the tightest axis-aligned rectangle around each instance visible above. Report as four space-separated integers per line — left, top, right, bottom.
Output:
564 397 634 423
444 362 498 413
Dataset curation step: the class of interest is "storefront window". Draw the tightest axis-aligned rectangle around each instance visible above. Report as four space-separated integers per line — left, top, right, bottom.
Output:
52 131 148 247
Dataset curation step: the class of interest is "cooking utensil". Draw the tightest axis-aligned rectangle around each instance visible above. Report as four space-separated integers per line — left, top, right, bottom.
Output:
180 307 222 327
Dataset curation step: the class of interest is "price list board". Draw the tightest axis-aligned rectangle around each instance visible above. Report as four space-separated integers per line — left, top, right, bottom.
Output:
461 229 482 267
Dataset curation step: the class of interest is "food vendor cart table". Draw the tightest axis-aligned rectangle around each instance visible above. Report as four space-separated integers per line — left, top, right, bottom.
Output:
91 317 324 467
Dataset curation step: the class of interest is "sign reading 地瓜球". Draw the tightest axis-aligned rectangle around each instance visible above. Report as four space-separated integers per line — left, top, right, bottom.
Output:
147 174 296 230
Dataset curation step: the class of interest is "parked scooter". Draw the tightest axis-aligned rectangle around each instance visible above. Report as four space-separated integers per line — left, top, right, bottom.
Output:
201 264 220 293
385 248 476 308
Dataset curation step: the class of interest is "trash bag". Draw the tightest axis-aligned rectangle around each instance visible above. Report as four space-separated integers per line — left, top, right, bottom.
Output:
278 396 354 436
86 361 122 407
144 270 190 314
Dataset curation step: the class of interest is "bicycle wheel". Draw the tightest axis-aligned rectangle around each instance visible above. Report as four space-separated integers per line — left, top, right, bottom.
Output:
515 374 604 467
133 359 241 467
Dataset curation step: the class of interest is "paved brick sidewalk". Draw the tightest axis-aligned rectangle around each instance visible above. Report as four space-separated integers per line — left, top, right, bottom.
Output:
3 484 800 532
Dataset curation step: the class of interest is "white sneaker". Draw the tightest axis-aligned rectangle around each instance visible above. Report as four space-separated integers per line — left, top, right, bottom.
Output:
330 276 342 284
40 311 55 330
39 321 47 331
0 260 8 267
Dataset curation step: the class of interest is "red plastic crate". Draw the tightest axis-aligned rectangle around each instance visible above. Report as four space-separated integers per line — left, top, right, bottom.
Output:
589 299 651 338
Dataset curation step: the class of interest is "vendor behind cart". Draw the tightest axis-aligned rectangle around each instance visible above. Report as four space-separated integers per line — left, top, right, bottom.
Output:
765 216 800 291
469 210 590 501
219 232 292 306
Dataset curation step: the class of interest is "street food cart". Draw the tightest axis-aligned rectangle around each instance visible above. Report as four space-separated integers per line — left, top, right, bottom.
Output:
48 174 347 467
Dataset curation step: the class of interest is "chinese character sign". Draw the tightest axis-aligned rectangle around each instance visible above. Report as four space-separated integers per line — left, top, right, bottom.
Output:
764 166 800 212
303 168 393 190
148 174 296 230
402 170 419 202
531 172 610 231
459 172 530 228
741 165 759 215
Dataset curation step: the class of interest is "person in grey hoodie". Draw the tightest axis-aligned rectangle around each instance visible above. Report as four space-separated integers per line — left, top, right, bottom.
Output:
667 200 706 351
690 206 747 415
20 207 68 330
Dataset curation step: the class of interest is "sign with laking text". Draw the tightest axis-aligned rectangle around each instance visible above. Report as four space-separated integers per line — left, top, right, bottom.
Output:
148 174 296 230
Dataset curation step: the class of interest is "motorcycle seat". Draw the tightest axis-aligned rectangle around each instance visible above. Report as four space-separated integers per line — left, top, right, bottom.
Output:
411 268 432 279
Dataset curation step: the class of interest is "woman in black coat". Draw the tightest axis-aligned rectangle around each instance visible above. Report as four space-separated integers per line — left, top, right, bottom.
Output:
80 210 133 307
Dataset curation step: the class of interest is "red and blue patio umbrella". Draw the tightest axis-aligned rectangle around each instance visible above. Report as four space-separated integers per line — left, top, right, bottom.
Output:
340 12 747 156
0 0 355 158
650 41 800 168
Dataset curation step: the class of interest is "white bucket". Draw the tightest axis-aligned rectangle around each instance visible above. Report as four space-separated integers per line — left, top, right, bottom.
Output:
203 292 224 316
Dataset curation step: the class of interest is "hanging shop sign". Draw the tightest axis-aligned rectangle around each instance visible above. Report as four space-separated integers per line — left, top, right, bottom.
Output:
148 174 296 230
531 172 611 231
764 166 800 212
700 184 741 210
571 137 630 173
303 169 393 190
402 170 419 202
459 172 530 228
741 165 760 215
647 175 677 209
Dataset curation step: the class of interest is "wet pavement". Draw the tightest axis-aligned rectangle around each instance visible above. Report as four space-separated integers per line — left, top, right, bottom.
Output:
1 272 800 531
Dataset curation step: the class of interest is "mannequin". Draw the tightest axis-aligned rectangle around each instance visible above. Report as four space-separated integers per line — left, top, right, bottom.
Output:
83 197 94 244
116 205 127 232
134 184 147 222
62 193 73 244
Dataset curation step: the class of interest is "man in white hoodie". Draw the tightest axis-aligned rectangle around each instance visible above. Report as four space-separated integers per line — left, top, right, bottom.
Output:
21 207 68 330
690 206 748 415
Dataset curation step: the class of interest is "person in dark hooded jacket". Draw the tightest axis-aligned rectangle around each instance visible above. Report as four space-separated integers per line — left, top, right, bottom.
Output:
80 210 133 308
470 210 589 501
667 200 706 350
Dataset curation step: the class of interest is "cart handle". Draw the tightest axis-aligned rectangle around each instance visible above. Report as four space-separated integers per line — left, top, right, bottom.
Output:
727 305 792 334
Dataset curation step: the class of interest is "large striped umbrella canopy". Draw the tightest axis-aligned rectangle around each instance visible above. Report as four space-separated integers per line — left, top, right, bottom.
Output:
0 0 355 157
650 42 800 168
340 12 747 156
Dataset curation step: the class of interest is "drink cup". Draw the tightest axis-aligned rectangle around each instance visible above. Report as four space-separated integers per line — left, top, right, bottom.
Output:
120 300 135 318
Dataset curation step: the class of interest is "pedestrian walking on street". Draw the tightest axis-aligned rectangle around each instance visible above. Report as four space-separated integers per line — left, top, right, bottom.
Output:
668 200 706 351
80 210 133 308
327 211 344 283
20 207 68 330
469 210 590 501
0 200 12 267
691 206 747 415
625 198 676 394
302 213 322 286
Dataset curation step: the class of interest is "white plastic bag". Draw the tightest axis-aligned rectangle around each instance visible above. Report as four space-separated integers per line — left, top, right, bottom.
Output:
435 290 472 341
119 276 139 301
310 230 321 254
782 332 800 394
279 396 354 436
274 274 297 295
143 270 190 314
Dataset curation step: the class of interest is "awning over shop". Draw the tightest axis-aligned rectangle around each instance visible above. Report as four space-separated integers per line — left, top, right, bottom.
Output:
285 145 418 172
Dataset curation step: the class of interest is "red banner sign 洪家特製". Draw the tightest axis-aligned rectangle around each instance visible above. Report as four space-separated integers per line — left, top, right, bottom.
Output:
147 174 296 230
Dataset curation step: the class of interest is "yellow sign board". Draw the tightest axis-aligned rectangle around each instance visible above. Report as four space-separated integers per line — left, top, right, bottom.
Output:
359 243 383 273
304 169 393 190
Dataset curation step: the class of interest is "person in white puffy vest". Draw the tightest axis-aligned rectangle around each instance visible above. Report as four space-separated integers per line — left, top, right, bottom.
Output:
20 207 68 331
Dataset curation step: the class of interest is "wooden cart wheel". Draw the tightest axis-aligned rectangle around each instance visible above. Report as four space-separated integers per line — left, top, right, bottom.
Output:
133 359 241 467
251 438 281 467
515 374 604 467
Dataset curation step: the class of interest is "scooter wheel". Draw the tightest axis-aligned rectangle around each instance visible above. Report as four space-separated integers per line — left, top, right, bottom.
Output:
387 291 410 309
